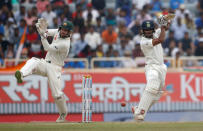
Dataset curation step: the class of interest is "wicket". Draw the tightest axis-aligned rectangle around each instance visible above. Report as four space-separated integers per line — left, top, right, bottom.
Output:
82 75 92 122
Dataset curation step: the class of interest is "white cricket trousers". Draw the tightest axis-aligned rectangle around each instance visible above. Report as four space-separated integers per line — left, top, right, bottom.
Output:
20 57 63 98
135 64 167 119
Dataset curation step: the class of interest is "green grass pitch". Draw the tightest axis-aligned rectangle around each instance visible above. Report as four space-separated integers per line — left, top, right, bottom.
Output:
0 122 203 131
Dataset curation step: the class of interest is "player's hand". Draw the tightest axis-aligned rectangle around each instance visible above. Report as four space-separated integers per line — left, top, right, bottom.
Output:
158 15 168 26
158 13 174 29
35 22 48 39
162 20 171 30
35 18 48 37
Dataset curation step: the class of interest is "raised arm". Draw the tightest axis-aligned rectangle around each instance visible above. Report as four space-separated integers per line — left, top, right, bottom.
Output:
152 14 174 46
46 29 58 37
41 38 68 52
152 26 166 46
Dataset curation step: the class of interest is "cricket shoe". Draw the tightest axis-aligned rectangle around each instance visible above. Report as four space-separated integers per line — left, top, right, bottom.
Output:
15 70 23 84
131 106 144 122
56 113 67 123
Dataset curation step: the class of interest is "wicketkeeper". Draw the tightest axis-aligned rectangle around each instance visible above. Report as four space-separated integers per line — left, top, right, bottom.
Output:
15 18 73 123
132 14 174 121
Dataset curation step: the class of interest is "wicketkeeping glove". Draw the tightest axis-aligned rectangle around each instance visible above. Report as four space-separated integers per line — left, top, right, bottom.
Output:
35 18 48 38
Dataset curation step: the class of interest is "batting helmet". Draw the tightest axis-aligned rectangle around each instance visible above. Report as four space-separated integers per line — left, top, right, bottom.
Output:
141 20 155 31
59 21 74 31
141 20 155 38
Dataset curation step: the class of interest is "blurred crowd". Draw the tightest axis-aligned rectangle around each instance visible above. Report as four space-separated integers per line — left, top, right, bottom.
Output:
0 0 203 68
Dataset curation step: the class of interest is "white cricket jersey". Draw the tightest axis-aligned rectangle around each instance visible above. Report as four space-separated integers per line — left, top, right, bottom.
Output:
140 28 164 65
41 29 70 66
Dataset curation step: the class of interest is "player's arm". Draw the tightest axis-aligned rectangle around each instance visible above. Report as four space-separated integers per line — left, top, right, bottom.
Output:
152 26 166 46
46 29 58 36
41 38 68 52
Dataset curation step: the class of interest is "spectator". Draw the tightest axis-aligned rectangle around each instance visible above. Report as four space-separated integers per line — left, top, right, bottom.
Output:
14 6 26 25
84 12 94 26
179 32 195 56
128 19 141 36
122 51 137 68
136 9 152 25
132 42 144 58
4 43 15 67
116 8 131 27
96 45 104 57
31 7 39 18
163 30 178 50
0 44 4 66
82 3 99 26
58 13 68 26
78 45 92 58
151 0 162 12
183 10 195 32
51 17 59 29
118 24 132 38
106 9 116 30
20 48 28 59
195 12 203 29
95 17 105 33
99 46 115 68
0 0 12 10
70 33 87 58
92 0 106 16
167 40 179 57
26 25 38 45
71 26 81 44
171 17 188 41
0 5 10 25
0 20 4 34
194 28 203 47
174 4 189 20
9 26 21 53
4 18 15 42
63 5 72 21
116 35 133 56
197 0 203 12
21 0 35 12
28 41 43 58
132 0 150 10
132 29 142 47
72 3 83 19
75 0 89 11
116 0 132 9
94 44 104 68
51 0 65 15
18 19 27 36
41 4 56 28
36 0 50 14
170 0 184 10
24 10 37 26
84 26 101 50
102 23 118 45
5 44 14 59
195 37 203 56
0 33 9 55
73 10 85 33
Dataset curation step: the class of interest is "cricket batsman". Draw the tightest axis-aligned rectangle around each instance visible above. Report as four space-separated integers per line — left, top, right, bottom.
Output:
14 18 73 123
132 14 174 121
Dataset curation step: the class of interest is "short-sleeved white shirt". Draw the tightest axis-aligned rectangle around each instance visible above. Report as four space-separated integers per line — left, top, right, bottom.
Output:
140 28 164 65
